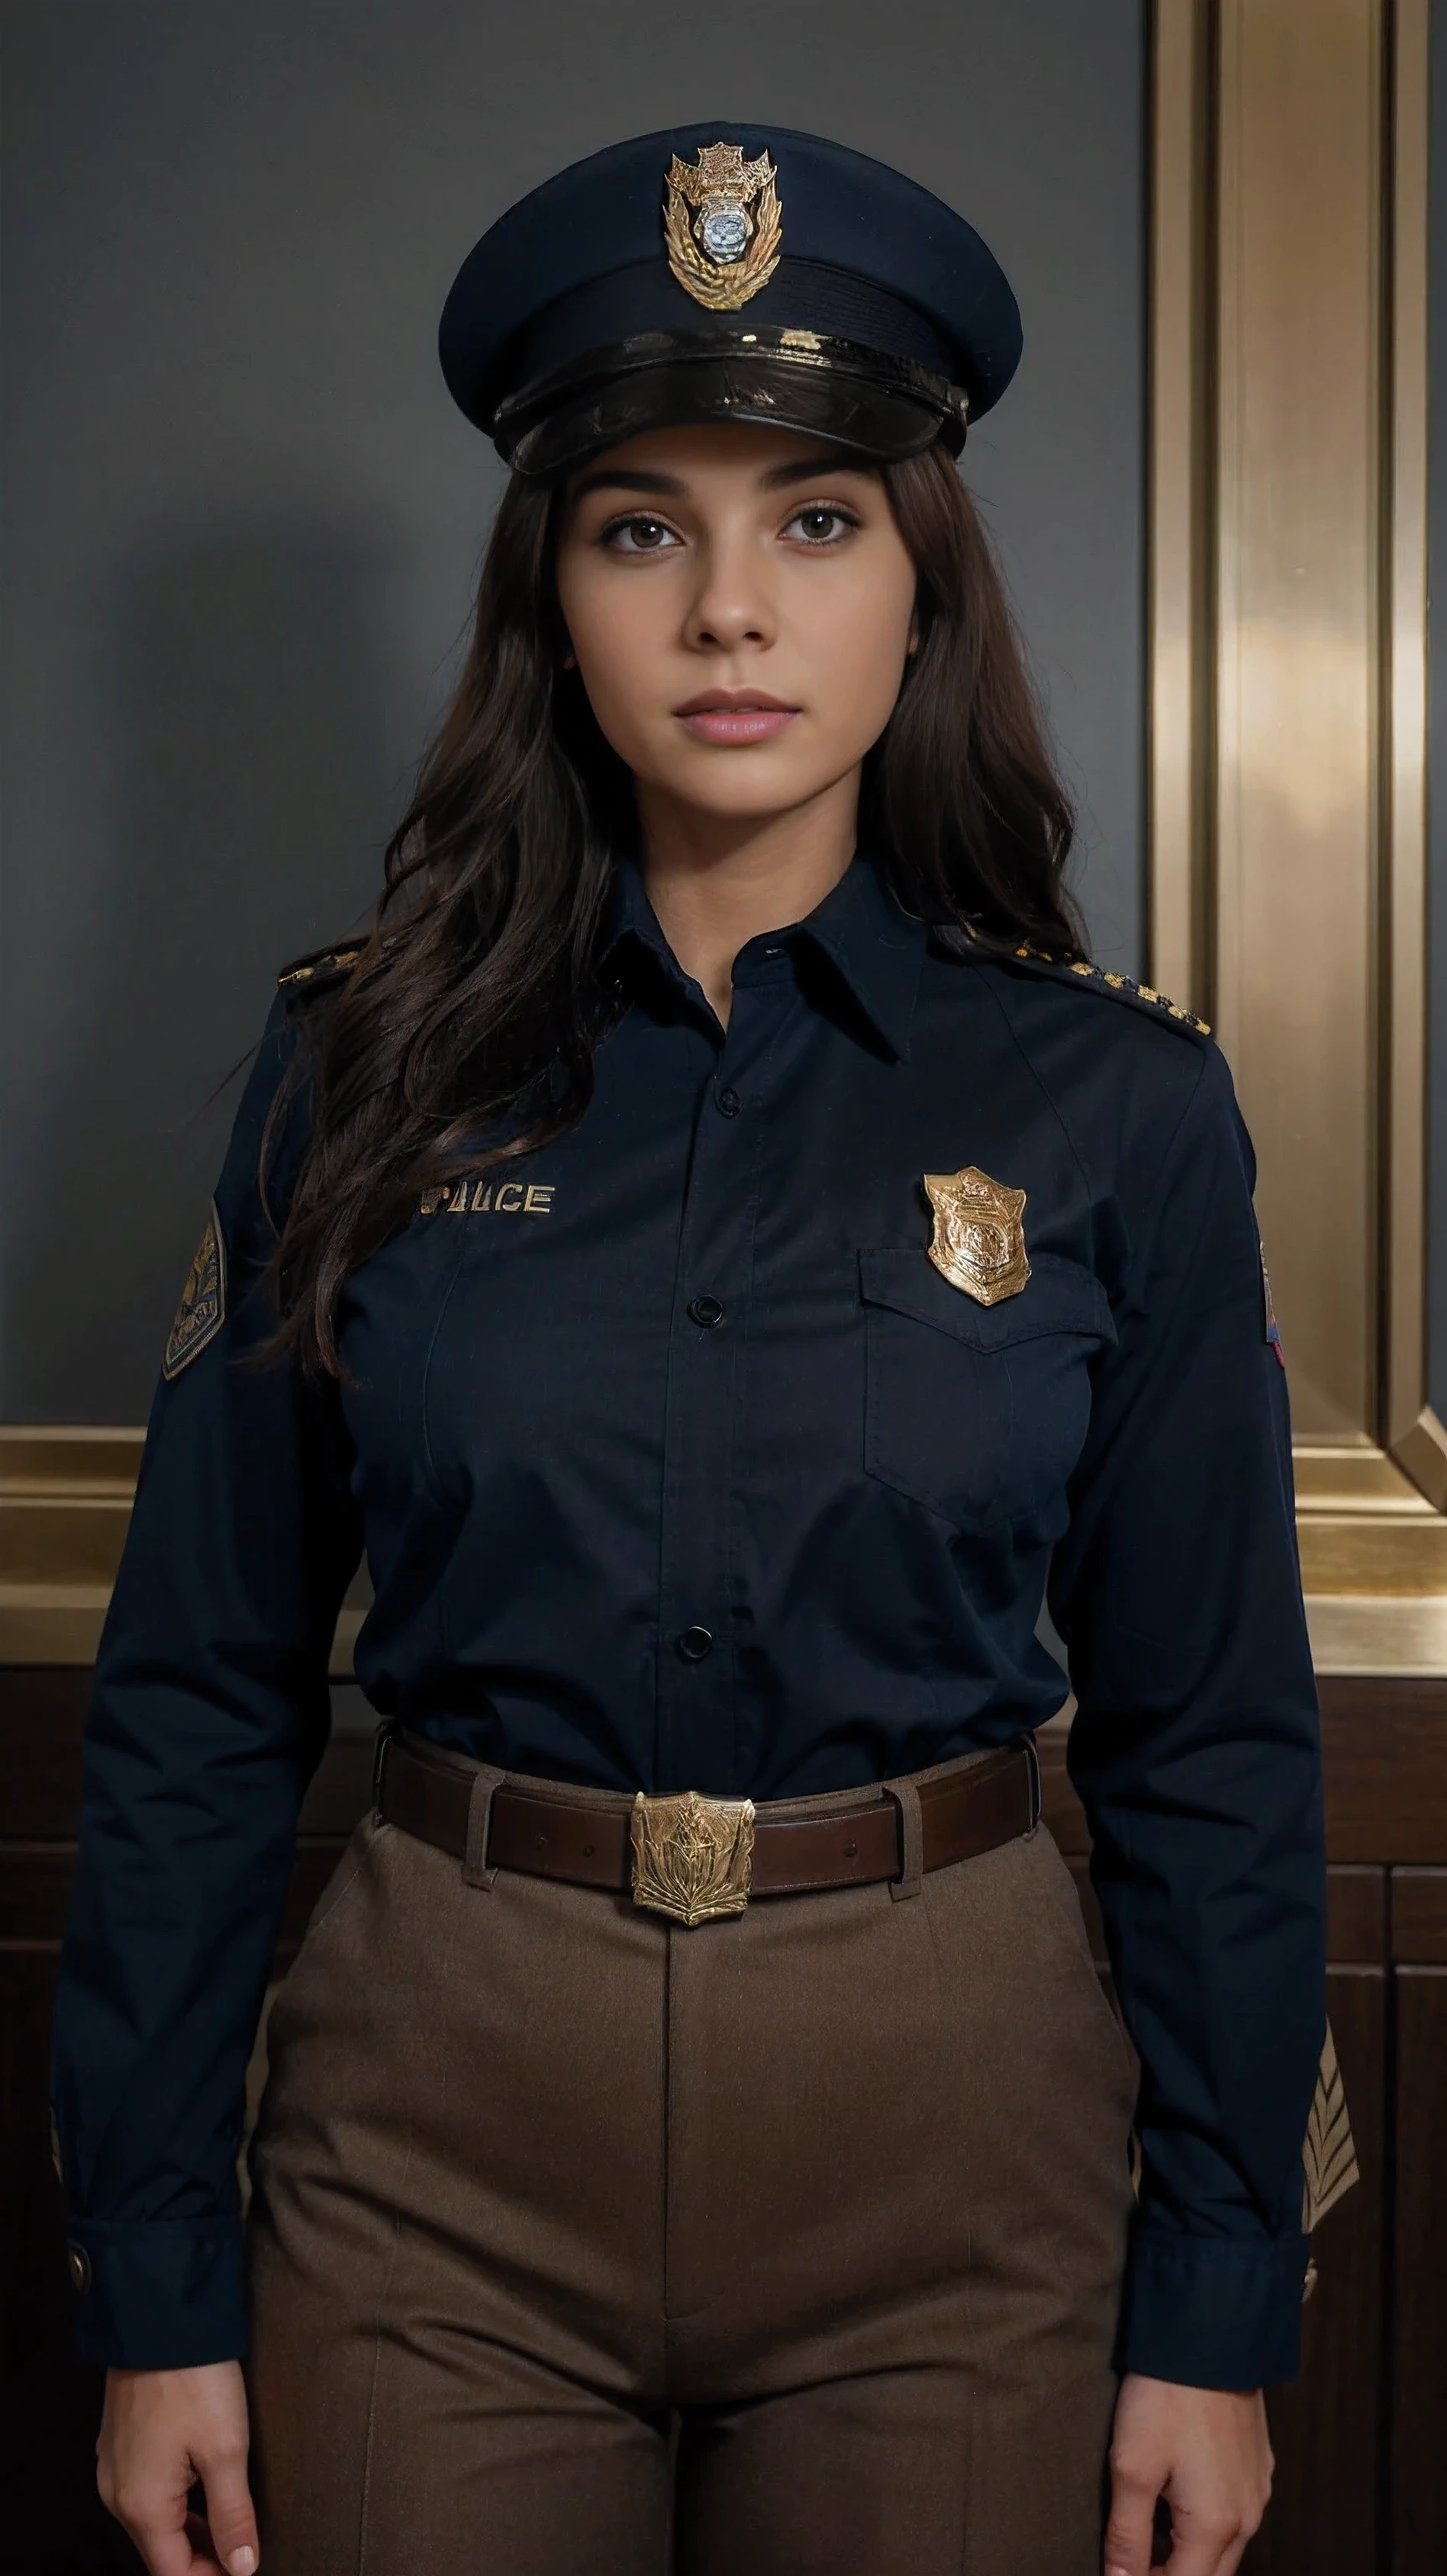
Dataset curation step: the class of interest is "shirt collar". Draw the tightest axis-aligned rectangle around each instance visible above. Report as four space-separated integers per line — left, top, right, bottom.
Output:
599 849 927 1062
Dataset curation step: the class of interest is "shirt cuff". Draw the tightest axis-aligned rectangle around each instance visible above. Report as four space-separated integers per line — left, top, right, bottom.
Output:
64 2215 247 2369
1117 2223 1311 2389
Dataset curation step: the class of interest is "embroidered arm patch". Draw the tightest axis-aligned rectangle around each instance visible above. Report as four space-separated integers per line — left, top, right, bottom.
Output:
163 1203 227 1380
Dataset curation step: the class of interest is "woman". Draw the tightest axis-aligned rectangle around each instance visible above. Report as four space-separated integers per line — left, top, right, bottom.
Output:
53 124 1330 2576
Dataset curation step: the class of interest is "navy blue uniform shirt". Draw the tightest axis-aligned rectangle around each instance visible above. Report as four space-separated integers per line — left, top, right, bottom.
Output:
53 850 1326 2390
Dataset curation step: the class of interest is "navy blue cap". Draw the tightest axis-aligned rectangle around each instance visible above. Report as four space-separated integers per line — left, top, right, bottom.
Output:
439 123 1023 475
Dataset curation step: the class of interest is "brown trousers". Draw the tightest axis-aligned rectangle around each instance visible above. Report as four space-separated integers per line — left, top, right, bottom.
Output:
247 1746 1137 2574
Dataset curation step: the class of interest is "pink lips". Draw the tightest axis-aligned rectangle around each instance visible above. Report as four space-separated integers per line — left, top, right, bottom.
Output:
675 688 800 745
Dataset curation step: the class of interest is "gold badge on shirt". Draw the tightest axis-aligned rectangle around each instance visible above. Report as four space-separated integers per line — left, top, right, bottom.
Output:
163 1203 227 1379
923 1165 1030 1307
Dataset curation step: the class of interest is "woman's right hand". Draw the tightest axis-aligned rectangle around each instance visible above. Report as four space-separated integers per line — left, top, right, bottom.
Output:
98 2361 259 2575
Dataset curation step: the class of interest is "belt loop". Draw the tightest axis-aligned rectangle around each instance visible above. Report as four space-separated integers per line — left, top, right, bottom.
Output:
462 1761 508 1890
371 1721 395 1821
1023 1729 1042 1836
886 1779 924 1900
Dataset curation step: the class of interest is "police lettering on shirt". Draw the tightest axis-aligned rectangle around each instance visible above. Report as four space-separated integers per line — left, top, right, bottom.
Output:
419 1179 556 1216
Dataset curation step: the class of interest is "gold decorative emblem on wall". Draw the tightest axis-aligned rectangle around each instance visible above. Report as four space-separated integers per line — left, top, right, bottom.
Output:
162 1204 227 1380
923 1166 1031 1306
630 1787 756 1924
664 142 782 311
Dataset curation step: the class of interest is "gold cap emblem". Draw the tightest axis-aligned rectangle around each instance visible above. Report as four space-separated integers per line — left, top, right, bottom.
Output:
664 141 782 311
923 1166 1030 1306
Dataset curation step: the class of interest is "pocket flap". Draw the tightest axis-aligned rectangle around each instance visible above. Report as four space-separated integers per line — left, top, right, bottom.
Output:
858 1247 1116 1351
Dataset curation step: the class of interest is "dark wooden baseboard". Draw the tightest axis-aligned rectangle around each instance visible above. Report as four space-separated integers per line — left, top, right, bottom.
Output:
3 1670 1445 2572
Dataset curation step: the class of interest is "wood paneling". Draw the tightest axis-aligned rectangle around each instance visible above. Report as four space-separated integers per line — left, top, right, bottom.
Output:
1 1666 89 1834
1391 1969 1447 2567
1318 1680 1447 1860
1390 1869 1447 1962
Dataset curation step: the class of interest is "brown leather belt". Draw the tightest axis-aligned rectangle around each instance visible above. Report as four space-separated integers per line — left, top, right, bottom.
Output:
374 1725 1040 1926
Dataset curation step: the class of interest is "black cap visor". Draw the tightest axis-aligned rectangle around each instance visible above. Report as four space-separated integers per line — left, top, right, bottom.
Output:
492 330 968 476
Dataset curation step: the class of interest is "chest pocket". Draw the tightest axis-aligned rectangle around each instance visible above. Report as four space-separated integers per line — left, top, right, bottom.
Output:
859 1248 1117 1531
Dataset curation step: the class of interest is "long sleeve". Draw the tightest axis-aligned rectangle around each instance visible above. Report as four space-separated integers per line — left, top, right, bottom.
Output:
1047 1041 1326 2391
51 990 363 2369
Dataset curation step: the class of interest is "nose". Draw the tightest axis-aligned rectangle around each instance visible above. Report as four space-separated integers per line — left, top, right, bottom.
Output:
682 526 777 655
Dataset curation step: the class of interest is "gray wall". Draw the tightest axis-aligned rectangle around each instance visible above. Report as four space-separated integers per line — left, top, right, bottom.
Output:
1 0 1146 1423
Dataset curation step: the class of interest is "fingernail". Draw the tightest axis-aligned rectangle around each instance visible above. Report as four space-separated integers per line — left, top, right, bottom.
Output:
227 2551 257 2575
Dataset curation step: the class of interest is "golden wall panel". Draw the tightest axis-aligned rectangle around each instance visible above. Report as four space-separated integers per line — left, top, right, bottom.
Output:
1149 0 1446 1652
1148 0 1213 1011
1213 0 1382 1441
1384 0 1447 1506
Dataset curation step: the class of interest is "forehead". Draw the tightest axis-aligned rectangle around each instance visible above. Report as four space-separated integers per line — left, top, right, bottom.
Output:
566 420 878 494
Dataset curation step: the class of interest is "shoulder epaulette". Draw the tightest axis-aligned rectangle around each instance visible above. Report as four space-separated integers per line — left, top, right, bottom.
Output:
276 942 364 990
965 929 1211 1037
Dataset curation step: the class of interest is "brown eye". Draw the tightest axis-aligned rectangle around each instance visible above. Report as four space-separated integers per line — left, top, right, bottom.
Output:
786 504 857 546
604 515 679 554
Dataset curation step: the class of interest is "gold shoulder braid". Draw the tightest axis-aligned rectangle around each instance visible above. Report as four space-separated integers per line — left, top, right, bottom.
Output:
1015 941 1210 1034
958 924 1212 1037
163 1203 227 1380
276 943 363 990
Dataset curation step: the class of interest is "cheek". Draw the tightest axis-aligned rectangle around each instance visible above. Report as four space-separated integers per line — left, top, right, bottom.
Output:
801 574 915 743
559 569 672 758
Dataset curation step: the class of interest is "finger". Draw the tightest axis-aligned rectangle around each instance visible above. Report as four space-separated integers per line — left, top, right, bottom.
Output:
107 2490 197 2576
180 2508 233 2571
1103 2460 1159 2576
184 2505 243 2571
195 2435 260 2576
1149 2507 1248 2576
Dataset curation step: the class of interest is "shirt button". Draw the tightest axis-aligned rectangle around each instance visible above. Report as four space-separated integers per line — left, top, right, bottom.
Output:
717 1087 741 1118
66 2243 92 2294
676 1624 714 1661
688 1294 726 1328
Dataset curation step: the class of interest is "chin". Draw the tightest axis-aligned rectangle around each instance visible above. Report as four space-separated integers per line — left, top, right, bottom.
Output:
657 758 840 817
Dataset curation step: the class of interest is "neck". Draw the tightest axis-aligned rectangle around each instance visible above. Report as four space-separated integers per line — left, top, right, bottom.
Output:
635 774 860 1028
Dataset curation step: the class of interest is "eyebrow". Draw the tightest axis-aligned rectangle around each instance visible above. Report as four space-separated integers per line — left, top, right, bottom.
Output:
569 450 877 504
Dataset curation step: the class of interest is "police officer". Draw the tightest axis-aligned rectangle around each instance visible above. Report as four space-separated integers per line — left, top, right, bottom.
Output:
53 124 1340 2576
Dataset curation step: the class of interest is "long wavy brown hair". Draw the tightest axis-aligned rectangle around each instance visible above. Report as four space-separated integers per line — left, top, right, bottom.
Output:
263 439 1082 1373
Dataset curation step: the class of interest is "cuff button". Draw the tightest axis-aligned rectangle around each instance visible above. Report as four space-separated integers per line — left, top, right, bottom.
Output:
66 2243 92 2294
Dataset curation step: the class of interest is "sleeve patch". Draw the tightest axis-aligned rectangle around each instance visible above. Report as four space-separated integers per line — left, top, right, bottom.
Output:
162 1203 227 1380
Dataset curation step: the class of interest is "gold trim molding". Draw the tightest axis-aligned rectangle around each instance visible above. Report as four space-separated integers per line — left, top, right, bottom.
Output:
0 1427 141 1660
3 1424 1443 1673
0 1425 365 1671
1149 0 1447 1659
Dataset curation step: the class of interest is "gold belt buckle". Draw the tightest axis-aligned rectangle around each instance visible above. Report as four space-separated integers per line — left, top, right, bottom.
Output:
630 1789 756 1926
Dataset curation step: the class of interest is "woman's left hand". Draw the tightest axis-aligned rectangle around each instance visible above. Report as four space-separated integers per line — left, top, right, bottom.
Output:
1104 2372 1275 2574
